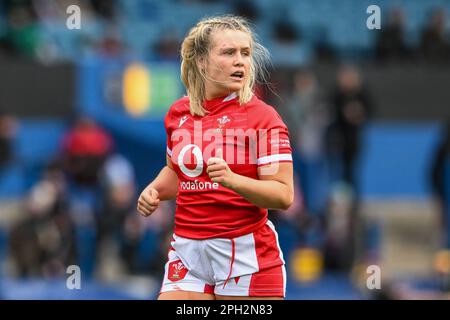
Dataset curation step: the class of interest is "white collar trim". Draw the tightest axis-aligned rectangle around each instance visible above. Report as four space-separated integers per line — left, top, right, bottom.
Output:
222 92 238 102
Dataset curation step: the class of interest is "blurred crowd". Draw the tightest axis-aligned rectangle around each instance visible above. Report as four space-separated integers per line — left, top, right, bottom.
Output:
0 0 450 299
0 115 174 281
267 63 374 274
0 0 450 65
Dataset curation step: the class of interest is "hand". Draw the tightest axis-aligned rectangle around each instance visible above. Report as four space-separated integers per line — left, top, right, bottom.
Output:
137 186 160 217
206 148 236 189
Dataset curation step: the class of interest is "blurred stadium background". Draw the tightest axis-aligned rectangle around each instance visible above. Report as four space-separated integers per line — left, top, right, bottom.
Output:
1 0 450 300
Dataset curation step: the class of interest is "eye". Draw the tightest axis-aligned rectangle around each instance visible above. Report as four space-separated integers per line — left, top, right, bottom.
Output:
242 51 250 57
222 49 234 55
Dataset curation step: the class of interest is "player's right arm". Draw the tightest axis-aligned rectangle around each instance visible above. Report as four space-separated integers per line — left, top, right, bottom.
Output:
137 155 178 217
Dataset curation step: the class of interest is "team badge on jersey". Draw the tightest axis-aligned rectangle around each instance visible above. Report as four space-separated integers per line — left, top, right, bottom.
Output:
168 259 188 282
216 115 231 133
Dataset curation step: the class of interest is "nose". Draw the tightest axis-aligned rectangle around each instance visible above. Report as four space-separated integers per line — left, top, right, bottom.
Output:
234 53 244 66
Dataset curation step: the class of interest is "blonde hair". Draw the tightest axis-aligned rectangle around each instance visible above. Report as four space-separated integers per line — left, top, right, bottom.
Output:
180 15 270 116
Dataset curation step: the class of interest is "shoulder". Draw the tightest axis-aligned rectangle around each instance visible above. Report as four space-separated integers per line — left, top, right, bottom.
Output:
164 96 190 127
166 96 190 120
244 95 285 128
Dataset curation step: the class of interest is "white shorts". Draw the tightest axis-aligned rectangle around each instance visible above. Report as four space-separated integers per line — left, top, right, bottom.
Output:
160 220 286 297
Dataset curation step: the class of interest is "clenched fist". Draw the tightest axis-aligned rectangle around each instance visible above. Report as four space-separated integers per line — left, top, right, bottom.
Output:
137 186 160 217
206 148 236 189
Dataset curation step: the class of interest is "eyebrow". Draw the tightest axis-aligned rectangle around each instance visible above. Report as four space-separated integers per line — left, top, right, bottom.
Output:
220 47 251 52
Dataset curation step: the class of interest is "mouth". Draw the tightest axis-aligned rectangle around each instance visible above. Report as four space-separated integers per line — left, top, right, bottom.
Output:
230 71 244 81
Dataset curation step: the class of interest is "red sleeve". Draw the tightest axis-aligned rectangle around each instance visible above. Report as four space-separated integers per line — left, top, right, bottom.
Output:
254 105 293 166
164 109 173 158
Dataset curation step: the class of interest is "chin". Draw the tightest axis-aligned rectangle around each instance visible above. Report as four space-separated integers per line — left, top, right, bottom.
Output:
226 84 244 92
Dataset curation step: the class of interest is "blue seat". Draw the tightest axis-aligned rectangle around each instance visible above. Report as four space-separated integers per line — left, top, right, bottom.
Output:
14 119 67 189
0 164 26 199
358 122 442 200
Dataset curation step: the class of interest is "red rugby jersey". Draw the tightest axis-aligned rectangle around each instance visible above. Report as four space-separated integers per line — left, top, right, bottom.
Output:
164 93 292 239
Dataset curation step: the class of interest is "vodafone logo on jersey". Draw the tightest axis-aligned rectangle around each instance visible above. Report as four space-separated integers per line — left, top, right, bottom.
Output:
175 143 221 190
177 144 204 178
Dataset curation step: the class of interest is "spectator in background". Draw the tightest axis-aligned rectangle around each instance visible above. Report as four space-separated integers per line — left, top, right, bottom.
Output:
0 3 42 60
61 116 114 278
430 122 450 293
120 200 175 278
232 0 259 22
95 153 138 277
62 117 113 187
98 154 136 244
153 30 181 61
324 65 373 273
97 24 124 59
326 65 373 191
0 109 17 167
280 69 329 214
314 27 336 63
8 162 77 278
274 69 329 264
431 120 450 249
89 0 117 22
323 182 356 272
284 69 329 162
375 7 410 63
419 8 450 63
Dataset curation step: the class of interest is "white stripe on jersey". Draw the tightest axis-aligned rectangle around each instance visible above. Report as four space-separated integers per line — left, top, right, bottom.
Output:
257 154 292 165
166 146 172 157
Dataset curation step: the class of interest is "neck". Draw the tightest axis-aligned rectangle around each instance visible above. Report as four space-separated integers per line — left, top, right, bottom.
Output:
205 89 237 101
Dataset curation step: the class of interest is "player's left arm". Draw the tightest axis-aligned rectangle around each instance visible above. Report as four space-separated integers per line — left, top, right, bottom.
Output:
206 151 294 210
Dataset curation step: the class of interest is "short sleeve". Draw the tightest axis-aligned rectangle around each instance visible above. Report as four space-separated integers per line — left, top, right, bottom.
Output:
255 107 293 166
